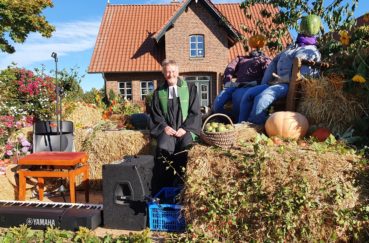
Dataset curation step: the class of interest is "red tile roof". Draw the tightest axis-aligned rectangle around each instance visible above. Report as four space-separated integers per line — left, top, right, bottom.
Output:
89 2 292 73
154 0 240 43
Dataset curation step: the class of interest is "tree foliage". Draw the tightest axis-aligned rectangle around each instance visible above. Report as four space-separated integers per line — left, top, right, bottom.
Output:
240 0 359 51
56 67 84 102
0 0 55 53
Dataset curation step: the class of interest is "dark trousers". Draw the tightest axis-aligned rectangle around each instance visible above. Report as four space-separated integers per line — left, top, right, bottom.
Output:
151 132 192 196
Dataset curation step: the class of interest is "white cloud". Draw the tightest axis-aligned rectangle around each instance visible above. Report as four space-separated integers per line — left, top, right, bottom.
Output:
0 20 100 69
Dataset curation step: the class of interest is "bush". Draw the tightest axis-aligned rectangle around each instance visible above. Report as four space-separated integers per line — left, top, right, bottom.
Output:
0 67 56 120
0 225 152 242
81 88 106 109
52 67 84 102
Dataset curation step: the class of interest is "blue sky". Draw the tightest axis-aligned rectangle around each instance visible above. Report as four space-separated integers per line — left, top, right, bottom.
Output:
0 0 367 92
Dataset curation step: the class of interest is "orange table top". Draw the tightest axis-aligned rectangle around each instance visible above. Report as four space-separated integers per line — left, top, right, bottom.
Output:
18 152 88 166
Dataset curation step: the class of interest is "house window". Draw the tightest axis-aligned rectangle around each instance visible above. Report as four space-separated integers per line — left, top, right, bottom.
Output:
184 76 210 106
140 81 154 100
189 35 204 58
118 81 132 100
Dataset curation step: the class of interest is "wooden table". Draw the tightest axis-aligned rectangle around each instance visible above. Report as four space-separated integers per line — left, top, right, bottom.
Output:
18 152 89 203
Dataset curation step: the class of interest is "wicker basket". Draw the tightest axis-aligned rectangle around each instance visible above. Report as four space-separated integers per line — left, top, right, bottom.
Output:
200 113 236 148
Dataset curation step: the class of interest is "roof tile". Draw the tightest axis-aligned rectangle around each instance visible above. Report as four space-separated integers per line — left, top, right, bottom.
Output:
89 2 292 73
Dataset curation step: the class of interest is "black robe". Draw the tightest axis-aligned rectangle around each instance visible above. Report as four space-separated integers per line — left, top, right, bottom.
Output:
149 79 201 154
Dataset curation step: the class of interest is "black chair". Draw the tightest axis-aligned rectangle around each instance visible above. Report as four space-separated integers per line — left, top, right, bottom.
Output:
33 121 74 152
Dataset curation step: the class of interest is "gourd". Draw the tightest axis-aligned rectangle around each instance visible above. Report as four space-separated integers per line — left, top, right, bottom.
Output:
311 127 331 142
249 34 266 49
265 111 309 140
299 15 321 36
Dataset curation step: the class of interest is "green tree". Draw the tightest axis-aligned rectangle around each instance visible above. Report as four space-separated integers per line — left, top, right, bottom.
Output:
241 0 359 51
55 67 84 102
82 88 106 109
0 0 54 53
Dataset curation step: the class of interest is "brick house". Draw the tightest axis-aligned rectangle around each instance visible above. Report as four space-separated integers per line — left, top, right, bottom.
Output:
88 0 291 108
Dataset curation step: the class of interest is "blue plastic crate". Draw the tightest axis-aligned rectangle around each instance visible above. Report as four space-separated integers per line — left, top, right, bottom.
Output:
148 187 185 232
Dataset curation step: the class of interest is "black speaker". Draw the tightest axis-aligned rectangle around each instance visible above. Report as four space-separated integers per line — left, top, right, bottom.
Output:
102 155 154 230
33 121 74 152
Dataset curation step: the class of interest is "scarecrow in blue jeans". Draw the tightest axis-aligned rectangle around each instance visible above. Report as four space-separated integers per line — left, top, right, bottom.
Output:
237 16 323 124
237 41 321 124
212 49 271 121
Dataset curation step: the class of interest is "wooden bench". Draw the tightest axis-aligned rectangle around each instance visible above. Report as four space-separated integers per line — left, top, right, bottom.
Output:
18 152 89 203
284 57 329 111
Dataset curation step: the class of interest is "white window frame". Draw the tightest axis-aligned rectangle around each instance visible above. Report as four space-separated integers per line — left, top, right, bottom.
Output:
140 80 154 100
189 34 205 58
118 81 132 100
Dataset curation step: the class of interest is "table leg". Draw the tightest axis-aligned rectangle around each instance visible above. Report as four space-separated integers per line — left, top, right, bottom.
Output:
69 174 76 203
83 166 90 203
38 178 45 201
18 171 26 201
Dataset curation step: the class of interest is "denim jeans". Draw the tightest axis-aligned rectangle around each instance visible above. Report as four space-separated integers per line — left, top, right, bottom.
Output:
248 84 289 124
238 84 269 123
231 87 252 121
213 87 254 121
212 87 237 117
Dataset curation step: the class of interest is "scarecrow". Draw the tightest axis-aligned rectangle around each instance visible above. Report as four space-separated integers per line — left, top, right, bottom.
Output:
237 15 322 124
212 34 271 121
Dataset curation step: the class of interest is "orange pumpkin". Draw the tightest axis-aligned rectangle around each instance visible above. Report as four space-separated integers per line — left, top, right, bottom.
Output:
311 127 331 142
265 111 309 140
249 34 266 49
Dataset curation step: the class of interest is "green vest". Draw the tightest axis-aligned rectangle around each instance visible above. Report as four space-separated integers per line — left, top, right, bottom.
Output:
158 79 197 141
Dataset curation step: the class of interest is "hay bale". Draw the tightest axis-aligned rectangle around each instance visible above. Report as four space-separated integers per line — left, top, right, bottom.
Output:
182 142 367 242
75 129 153 187
297 75 367 133
234 123 263 143
0 165 34 200
64 102 103 128
0 175 17 200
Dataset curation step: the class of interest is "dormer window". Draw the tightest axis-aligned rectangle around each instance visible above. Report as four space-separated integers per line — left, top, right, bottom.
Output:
189 35 204 58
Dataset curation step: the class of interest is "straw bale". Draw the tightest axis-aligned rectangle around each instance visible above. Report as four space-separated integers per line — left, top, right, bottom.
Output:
234 123 263 143
183 142 365 241
0 166 33 200
0 175 17 200
75 129 153 186
297 75 367 133
64 102 103 128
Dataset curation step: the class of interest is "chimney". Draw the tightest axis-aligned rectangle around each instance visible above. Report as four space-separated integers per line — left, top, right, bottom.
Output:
170 0 180 3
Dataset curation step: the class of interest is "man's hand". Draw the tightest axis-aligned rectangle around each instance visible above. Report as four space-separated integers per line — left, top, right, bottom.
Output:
174 128 187 138
164 126 176 136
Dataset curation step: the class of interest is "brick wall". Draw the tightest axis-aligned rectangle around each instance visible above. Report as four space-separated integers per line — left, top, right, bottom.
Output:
105 72 163 108
165 1 229 79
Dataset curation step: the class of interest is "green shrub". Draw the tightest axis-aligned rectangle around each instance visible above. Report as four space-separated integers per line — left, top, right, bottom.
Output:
0 226 153 242
0 67 56 120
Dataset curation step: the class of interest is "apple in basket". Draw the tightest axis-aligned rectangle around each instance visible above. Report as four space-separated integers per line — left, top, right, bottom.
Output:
205 122 234 133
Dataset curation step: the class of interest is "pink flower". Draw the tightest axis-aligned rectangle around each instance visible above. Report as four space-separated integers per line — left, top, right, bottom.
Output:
5 144 13 150
25 116 35 126
21 139 31 147
21 147 30 153
5 150 13 156
15 121 22 129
